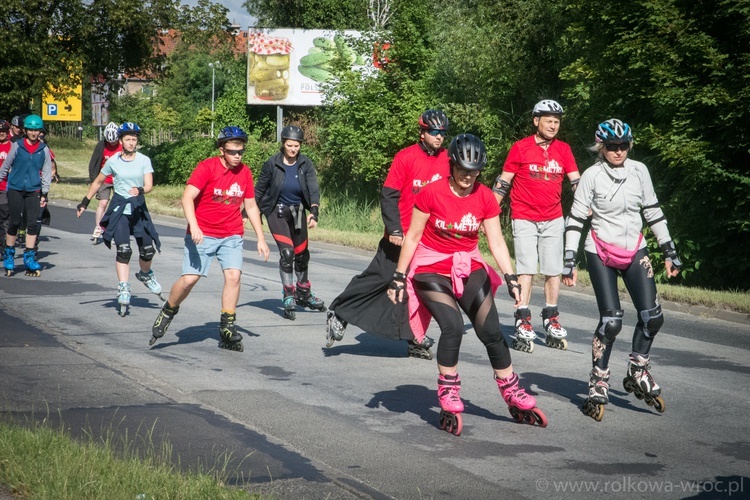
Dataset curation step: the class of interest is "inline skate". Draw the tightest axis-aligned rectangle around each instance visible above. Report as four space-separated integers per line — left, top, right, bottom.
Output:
295 281 326 311
3 245 15 277
407 335 434 360
437 373 463 436
136 269 165 301
23 249 41 277
117 281 131 317
325 311 347 348
582 366 610 421
623 353 665 413
15 229 25 248
496 372 548 426
511 307 536 353
542 306 568 350
218 311 243 352
150 302 179 345
91 225 103 245
282 285 296 320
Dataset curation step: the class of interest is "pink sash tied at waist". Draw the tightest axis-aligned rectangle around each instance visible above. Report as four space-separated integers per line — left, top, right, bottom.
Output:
406 243 503 341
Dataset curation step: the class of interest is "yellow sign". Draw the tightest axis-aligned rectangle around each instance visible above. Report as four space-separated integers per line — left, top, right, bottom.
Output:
42 84 83 121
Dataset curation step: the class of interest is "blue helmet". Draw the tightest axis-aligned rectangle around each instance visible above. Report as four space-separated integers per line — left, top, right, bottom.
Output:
217 126 248 146
595 119 632 143
118 122 141 138
448 133 487 171
24 114 44 131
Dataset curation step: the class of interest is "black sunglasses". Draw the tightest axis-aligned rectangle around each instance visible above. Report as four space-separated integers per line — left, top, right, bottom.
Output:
604 143 630 152
224 148 245 156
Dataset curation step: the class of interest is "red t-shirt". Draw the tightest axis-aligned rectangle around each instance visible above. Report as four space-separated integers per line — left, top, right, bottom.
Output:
24 139 40 154
382 143 450 234
414 178 501 275
187 156 255 238
502 135 578 221
101 142 122 184
0 140 11 191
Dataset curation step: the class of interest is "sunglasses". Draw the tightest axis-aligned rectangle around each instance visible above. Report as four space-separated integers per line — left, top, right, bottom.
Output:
224 148 245 156
604 143 630 152
425 129 446 137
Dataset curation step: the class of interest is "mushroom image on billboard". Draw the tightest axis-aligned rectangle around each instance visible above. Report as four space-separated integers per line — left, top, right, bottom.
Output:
247 29 367 107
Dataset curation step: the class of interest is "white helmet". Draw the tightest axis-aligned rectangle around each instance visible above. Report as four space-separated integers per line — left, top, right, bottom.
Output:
532 99 564 117
104 122 119 143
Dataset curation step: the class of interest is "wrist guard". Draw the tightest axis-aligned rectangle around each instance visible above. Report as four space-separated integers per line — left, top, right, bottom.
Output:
504 273 521 299
492 176 511 197
77 196 91 211
389 271 406 291
389 229 403 237
137 187 144 196
660 241 682 270
562 250 577 279
310 205 319 221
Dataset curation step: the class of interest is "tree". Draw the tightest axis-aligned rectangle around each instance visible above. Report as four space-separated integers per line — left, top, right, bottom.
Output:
243 0 369 29
0 0 177 116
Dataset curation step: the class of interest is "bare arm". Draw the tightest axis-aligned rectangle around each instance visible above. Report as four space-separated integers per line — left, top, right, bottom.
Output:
243 197 270 261
181 184 203 244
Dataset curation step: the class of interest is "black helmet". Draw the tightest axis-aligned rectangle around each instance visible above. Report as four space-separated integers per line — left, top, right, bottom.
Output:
448 133 487 171
0 120 9 132
281 125 304 142
418 109 449 131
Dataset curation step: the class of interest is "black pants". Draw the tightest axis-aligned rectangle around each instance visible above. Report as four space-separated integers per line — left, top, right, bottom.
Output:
7 190 40 238
412 268 512 370
587 248 659 369
0 191 9 243
329 237 412 340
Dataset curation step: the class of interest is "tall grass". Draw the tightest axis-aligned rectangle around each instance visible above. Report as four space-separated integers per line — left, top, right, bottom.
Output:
0 416 255 500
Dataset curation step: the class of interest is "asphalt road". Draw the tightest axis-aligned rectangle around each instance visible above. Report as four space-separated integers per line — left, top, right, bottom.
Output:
1 202 748 499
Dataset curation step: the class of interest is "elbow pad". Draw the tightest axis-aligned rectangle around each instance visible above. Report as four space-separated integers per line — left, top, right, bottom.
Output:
492 176 511 197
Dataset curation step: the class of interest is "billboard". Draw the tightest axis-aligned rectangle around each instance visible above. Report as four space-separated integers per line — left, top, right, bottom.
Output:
247 29 368 106
42 83 83 121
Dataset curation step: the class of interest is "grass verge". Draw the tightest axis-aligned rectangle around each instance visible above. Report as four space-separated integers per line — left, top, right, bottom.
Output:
0 416 255 499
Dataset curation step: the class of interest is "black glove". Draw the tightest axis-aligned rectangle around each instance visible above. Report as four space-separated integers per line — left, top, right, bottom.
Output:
77 196 91 212
504 273 521 300
310 205 319 222
389 271 406 302
660 241 682 271
562 250 577 279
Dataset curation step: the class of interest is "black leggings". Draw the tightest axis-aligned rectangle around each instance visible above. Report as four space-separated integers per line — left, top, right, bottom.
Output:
587 248 661 369
413 268 511 370
266 205 310 283
7 190 40 237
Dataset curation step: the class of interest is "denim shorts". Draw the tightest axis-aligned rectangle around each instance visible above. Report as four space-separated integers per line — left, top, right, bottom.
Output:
181 234 244 277
512 217 564 276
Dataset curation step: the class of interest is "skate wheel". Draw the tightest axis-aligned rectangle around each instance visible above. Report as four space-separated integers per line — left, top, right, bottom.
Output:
509 406 523 423
558 338 568 350
149 336 158 346
652 396 665 413
451 413 462 436
285 310 296 321
531 408 548 427
522 412 536 425
623 377 635 394
5 270 12 277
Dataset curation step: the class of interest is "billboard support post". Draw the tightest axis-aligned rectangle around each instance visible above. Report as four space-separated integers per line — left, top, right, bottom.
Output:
276 106 283 143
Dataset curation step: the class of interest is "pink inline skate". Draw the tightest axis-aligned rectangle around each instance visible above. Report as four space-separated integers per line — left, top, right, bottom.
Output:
496 372 548 427
437 373 464 436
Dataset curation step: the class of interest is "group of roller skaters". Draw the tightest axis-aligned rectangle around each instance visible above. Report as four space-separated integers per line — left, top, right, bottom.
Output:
2 103 682 435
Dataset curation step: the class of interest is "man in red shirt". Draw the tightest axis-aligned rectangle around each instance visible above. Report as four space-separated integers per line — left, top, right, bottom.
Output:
0 120 12 244
150 126 270 352
325 110 451 359
493 100 580 353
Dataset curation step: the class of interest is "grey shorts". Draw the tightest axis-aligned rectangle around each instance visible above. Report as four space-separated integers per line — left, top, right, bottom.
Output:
95 183 113 201
512 217 564 276
181 234 244 277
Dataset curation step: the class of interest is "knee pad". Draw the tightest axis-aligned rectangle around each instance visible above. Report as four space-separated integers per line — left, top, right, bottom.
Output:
294 248 310 273
139 244 156 262
116 244 133 264
279 247 294 273
596 309 624 343
639 305 664 337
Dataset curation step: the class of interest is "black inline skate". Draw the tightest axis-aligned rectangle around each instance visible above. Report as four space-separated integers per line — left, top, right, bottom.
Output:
150 302 179 345
511 307 536 353
407 335 435 360
542 306 568 350
582 366 610 421
282 285 296 320
218 311 243 352
295 281 326 312
325 311 347 348
623 353 665 413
